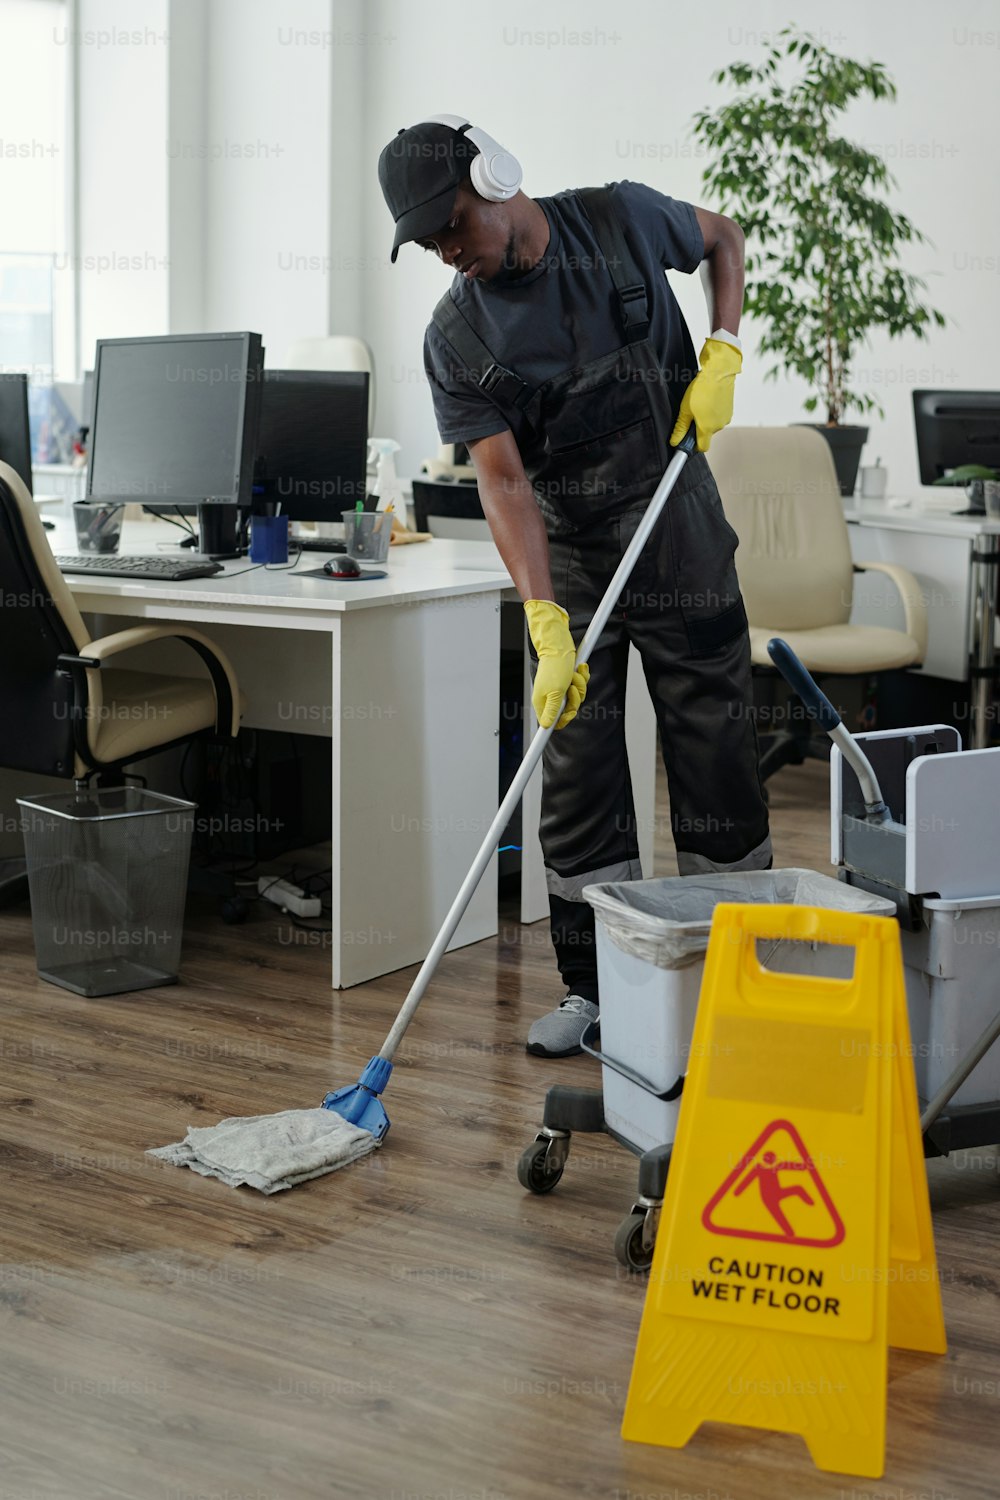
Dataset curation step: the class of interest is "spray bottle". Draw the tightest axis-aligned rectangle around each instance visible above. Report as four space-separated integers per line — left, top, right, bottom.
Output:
368 438 403 519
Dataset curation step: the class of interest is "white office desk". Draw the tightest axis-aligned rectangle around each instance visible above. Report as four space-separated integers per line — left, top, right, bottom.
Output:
46 518 656 987
50 519 510 987
845 500 1000 748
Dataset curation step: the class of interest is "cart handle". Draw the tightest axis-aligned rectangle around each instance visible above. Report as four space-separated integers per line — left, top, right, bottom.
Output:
579 1021 686 1102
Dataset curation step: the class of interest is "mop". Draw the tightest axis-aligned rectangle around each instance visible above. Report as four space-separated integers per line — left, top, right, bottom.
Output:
150 431 699 1191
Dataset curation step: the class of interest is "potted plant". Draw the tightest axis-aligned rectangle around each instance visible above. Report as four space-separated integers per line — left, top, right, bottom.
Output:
690 27 946 496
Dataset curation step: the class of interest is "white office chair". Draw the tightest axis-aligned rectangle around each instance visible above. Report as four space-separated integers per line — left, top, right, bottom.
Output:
283 336 376 436
709 427 928 784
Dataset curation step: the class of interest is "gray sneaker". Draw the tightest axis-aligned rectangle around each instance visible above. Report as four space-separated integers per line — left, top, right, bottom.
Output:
526 995 599 1058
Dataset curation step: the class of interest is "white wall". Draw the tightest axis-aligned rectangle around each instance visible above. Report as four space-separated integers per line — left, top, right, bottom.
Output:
358 0 1000 493
76 0 170 361
198 0 332 363
326 0 366 349
166 0 207 331
71 0 1000 495
76 0 333 365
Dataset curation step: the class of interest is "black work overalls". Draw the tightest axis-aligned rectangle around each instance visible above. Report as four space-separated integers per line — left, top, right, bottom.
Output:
433 187 771 1001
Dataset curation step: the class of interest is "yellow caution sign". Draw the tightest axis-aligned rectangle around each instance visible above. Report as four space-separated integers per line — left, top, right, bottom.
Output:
622 904 945 1480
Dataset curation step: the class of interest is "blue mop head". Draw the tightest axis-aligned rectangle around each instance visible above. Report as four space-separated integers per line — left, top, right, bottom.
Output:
322 1054 392 1141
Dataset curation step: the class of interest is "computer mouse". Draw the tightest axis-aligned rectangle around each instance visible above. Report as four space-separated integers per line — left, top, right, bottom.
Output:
323 555 362 578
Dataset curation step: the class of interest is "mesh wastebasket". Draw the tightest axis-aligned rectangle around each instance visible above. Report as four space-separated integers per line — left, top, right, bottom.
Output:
17 786 196 997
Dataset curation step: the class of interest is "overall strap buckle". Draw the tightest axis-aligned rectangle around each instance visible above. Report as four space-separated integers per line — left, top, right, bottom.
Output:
577 186 652 346
480 361 530 408
432 290 533 415
618 283 650 342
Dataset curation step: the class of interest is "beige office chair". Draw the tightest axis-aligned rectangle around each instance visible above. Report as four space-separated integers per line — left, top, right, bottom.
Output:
284 335 376 436
0 460 240 785
709 427 927 782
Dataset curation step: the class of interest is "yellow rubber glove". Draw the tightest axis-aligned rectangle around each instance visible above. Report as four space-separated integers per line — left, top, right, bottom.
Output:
670 337 743 453
524 599 590 731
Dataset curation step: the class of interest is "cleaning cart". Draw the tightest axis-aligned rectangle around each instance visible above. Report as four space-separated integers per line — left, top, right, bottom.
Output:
516 869 894 1271
518 640 1000 1270
832 722 1000 1152
773 636 1000 1156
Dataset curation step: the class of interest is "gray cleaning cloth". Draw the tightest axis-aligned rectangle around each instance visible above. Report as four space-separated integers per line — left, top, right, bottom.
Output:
148 1107 378 1193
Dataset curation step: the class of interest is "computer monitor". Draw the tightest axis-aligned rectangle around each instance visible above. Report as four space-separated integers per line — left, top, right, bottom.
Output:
88 332 263 553
0 373 33 494
255 370 369 522
411 477 485 537
913 390 1000 505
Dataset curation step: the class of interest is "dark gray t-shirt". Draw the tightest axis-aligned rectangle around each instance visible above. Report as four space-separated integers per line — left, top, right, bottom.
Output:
422 180 704 450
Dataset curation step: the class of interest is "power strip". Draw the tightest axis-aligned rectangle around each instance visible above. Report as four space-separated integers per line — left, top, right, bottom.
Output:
257 876 322 919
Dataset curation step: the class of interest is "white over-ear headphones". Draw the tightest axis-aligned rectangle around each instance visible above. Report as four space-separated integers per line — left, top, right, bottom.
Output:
423 114 522 202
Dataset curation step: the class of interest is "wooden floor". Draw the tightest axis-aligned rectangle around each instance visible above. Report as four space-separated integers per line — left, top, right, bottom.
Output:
0 761 997 1500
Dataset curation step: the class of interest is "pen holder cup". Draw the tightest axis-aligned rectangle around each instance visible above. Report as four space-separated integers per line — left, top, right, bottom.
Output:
73 503 124 554
342 510 393 563
250 514 289 564
859 466 888 501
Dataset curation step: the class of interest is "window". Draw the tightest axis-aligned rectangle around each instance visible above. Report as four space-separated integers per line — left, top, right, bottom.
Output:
0 0 74 458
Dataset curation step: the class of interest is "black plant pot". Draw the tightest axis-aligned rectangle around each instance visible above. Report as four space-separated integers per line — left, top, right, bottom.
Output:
796 424 869 497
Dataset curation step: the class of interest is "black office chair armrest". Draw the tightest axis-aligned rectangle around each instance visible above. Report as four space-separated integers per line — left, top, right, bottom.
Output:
56 652 102 669
53 654 102 771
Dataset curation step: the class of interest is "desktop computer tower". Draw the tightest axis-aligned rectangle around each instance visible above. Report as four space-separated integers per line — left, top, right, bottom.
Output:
205 729 331 863
173 728 333 865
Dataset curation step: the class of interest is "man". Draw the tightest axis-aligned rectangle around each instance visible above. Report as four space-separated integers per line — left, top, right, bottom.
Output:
379 116 771 1058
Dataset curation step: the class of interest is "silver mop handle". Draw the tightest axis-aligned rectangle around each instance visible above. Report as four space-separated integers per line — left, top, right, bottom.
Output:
378 434 698 1061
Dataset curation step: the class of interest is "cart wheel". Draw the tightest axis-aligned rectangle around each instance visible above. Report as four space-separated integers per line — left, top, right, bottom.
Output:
517 1138 566 1194
614 1211 655 1272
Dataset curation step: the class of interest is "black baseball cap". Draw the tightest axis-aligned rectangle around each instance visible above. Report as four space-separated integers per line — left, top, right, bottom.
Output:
378 122 480 263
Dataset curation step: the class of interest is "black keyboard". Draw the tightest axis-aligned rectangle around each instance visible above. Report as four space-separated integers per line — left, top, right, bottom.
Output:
54 554 224 580
290 537 348 553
